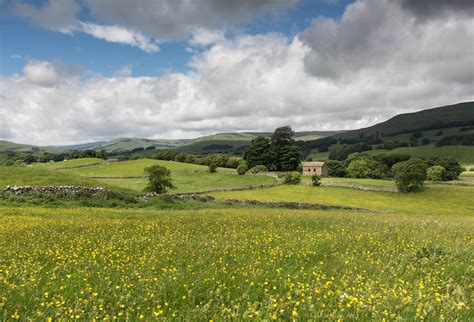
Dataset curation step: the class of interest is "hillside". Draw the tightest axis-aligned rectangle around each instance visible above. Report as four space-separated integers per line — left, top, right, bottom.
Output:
335 101 474 139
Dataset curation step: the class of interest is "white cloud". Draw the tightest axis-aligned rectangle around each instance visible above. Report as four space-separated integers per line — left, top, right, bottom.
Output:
23 60 59 87
75 22 160 53
1 0 473 145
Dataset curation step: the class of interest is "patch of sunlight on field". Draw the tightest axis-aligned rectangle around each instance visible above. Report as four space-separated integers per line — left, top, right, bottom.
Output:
95 172 276 193
62 159 213 177
211 184 474 216
0 207 472 320
33 158 105 169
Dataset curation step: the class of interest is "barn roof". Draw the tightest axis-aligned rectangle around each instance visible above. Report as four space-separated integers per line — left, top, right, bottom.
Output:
303 162 326 167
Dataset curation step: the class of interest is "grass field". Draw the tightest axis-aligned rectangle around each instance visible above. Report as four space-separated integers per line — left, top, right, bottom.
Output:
97 172 276 193
61 159 215 177
302 176 396 189
1 207 472 320
310 146 474 165
34 158 105 169
0 167 105 189
211 184 474 216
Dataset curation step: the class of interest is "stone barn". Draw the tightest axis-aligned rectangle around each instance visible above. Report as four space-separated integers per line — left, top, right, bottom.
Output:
302 161 328 177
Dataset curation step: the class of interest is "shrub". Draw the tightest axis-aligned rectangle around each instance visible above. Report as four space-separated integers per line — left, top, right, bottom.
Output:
392 159 428 193
470 167 474 172
208 162 218 173
283 172 301 185
237 162 248 175
429 157 463 181
347 157 387 179
144 165 175 193
311 174 321 186
249 165 268 174
426 165 446 181
326 160 347 177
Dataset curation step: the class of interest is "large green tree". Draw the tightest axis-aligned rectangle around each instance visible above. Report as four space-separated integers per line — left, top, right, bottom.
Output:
269 126 301 171
243 136 272 169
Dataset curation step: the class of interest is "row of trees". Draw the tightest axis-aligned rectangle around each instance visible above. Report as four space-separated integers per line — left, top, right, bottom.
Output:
151 150 241 169
324 153 463 181
0 149 107 166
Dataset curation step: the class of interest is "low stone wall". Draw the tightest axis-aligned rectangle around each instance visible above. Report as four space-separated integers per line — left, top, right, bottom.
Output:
3 185 110 196
224 199 376 212
136 193 215 202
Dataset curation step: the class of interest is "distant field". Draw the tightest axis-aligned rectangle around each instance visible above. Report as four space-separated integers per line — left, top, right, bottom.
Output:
96 172 276 193
34 158 105 169
1 206 471 320
0 167 107 190
305 177 397 189
310 146 474 165
211 184 474 216
62 159 214 177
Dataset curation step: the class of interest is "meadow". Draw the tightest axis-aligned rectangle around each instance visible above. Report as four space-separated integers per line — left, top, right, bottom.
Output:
61 159 222 177
0 158 473 320
1 207 472 320
96 172 276 194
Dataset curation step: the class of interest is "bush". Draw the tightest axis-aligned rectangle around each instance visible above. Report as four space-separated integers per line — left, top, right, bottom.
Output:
283 172 301 185
144 165 175 193
249 165 268 174
237 162 248 175
426 165 446 181
326 160 347 177
429 157 463 181
470 167 474 172
392 159 428 193
311 174 321 186
208 162 218 173
347 157 387 179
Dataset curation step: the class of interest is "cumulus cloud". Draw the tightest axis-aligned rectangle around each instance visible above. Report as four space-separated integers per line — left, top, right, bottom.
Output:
398 0 474 19
12 0 159 52
84 0 298 41
75 22 160 53
1 0 473 145
14 0 78 31
23 60 59 87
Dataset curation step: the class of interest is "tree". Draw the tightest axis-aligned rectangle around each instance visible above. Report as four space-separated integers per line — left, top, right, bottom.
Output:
426 165 446 181
243 136 271 168
208 161 218 173
429 157 463 181
326 160 347 177
347 157 387 179
243 126 301 171
144 165 175 193
392 159 428 193
269 126 301 171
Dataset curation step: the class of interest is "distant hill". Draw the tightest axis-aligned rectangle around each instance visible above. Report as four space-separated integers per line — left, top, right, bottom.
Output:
177 131 344 154
334 101 474 140
0 140 66 153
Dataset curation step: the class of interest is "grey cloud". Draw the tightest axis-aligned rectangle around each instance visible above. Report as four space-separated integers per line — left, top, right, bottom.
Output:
399 0 474 18
84 0 298 41
14 0 79 31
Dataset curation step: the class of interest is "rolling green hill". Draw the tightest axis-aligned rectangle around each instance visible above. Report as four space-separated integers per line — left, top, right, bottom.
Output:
335 101 474 140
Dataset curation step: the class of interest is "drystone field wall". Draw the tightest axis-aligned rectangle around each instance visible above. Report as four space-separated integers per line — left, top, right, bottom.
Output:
3 186 110 196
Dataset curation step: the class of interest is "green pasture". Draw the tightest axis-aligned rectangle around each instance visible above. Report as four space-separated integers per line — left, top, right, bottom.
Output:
33 158 105 169
211 184 474 216
96 172 276 193
61 159 215 177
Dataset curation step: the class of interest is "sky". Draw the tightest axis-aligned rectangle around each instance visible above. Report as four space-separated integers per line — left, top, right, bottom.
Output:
0 0 473 145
